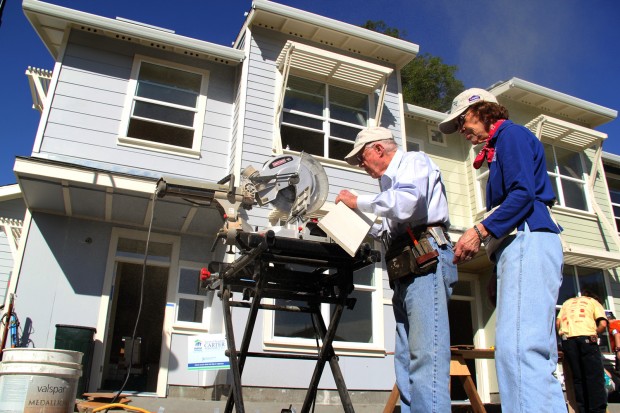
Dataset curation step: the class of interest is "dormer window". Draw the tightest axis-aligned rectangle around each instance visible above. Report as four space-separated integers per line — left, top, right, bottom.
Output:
118 56 209 157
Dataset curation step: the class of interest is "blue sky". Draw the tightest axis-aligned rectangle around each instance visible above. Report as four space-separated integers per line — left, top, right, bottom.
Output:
0 0 618 186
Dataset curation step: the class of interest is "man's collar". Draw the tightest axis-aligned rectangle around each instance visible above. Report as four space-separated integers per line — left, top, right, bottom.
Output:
381 149 404 182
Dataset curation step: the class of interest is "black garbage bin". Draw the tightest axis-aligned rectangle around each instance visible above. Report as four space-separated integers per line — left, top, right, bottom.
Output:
55 324 96 398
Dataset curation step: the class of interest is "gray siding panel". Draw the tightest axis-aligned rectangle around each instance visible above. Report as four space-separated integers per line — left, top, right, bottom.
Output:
14 214 111 348
238 27 402 230
39 29 236 183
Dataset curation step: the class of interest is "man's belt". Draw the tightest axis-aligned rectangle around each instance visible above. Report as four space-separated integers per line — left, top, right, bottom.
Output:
388 224 448 249
385 224 445 282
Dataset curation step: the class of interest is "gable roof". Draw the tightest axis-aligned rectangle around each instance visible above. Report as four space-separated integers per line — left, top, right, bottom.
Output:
238 0 419 69
23 0 245 65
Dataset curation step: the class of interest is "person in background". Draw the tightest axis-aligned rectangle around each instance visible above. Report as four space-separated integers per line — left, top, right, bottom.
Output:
336 126 457 413
439 88 565 412
607 311 620 372
557 291 608 413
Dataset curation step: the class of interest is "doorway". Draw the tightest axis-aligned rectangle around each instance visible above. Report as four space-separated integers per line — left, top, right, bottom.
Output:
102 262 168 393
449 280 477 401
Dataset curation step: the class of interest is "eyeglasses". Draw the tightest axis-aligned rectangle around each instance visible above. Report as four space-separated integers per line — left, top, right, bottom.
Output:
457 111 469 131
356 143 377 165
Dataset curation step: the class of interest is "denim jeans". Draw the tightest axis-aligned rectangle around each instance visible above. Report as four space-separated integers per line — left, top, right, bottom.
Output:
494 224 566 413
561 336 607 413
392 237 457 413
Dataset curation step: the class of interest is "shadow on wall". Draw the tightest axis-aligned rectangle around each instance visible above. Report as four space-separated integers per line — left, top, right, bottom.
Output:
32 213 112 297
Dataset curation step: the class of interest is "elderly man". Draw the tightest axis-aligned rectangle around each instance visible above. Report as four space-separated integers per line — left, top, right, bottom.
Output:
336 126 457 413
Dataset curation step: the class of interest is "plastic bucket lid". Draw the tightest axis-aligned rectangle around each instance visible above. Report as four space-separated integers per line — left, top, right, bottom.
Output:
1 348 83 365
0 362 82 379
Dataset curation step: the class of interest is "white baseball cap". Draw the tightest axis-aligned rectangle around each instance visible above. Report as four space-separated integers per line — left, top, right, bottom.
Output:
438 88 498 134
344 127 394 165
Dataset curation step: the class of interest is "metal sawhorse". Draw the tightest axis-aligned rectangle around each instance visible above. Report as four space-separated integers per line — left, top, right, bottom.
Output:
214 230 379 413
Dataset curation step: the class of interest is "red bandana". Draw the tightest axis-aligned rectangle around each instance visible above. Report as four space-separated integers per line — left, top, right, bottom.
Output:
473 119 506 169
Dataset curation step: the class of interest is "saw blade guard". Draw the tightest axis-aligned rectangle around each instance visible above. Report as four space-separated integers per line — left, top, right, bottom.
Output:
255 153 328 217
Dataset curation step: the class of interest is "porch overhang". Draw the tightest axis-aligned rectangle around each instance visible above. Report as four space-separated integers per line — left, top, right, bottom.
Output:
13 157 225 238
562 244 620 270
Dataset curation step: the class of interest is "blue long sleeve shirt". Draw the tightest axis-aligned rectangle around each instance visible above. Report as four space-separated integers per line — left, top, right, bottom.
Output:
356 149 450 240
480 120 560 238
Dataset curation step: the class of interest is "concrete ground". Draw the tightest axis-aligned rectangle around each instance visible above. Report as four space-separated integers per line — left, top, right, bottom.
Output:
77 396 620 413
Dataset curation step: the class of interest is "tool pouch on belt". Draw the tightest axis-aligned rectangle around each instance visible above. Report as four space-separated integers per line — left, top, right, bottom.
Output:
385 230 439 282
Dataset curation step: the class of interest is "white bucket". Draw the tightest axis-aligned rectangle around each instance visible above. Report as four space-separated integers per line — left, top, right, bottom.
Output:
0 348 83 413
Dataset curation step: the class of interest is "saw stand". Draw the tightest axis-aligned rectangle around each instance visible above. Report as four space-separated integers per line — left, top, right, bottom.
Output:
213 230 379 413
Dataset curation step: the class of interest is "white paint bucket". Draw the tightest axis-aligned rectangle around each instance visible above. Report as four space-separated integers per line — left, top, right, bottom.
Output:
0 348 83 413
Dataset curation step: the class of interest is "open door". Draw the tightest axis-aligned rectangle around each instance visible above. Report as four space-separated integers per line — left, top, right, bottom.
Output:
449 277 478 402
101 262 168 393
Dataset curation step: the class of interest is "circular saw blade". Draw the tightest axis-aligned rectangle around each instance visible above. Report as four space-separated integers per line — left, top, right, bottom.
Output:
266 153 328 216
299 153 328 214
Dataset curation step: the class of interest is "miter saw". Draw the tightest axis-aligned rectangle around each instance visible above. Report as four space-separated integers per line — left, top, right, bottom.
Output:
156 152 329 249
157 154 378 413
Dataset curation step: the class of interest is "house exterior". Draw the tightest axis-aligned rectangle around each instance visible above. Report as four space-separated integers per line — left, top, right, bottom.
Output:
0 185 25 308
4 0 619 405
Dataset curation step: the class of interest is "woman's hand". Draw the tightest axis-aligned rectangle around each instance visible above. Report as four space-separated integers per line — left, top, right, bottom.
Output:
452 227 482 264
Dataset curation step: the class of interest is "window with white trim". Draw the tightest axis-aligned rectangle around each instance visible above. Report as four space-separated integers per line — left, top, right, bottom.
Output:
275 41 393 161
605 172 620 233
473 142 590 213
119 56 209 156
266 239 383 353
281 76 369 160
406 136 424 152
175 263 212 327
556 265 611 351
544 144 590 211
427 125 446 147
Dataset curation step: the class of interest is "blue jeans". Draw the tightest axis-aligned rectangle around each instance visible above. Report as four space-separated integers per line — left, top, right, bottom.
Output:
392 237 457 413
561 336 607 413
494 225 566 413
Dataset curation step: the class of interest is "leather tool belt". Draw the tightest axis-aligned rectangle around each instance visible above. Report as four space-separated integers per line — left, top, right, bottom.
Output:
385 226 442 282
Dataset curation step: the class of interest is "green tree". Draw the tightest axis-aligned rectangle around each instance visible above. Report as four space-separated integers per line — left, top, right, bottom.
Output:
362 20 464 112
401 53 464 112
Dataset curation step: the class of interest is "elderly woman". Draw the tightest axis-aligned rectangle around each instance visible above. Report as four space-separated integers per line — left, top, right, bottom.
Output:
439 89 566 413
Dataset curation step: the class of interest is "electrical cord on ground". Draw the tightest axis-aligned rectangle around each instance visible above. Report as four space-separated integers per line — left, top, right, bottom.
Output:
106 190 157 411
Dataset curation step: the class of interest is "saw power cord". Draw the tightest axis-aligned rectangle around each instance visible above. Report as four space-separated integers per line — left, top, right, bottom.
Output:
106 189 157 411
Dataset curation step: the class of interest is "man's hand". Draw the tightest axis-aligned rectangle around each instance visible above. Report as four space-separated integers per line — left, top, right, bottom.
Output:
452 227 482 264
335 189 358 209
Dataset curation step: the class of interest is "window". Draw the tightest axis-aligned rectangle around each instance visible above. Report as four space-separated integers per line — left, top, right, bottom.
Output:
175 264 211 326
606 174 620 232
280 76 369 160
275 41 393 161
119 57 209 156
428 126 446 147
406 137 424 152
544 144 589 211
266 240 383 353
557 265 611 351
